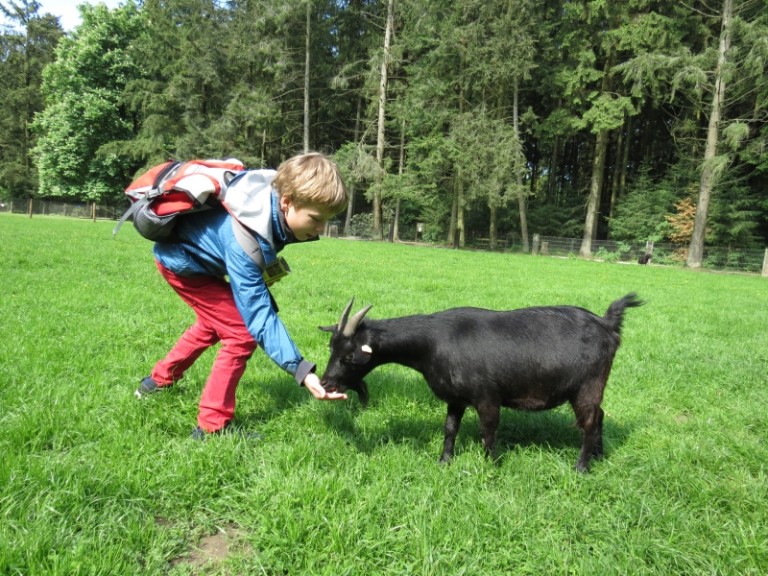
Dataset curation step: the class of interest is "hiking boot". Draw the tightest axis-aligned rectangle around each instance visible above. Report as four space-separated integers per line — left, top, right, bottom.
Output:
191 422 260 441
134 376 170 399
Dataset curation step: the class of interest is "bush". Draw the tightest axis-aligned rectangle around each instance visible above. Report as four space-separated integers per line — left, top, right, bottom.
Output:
595 242 631 263
347 212 375 239
595 247 620 262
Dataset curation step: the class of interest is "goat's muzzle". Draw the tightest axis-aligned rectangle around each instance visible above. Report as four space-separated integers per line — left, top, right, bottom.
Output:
322 378 369 408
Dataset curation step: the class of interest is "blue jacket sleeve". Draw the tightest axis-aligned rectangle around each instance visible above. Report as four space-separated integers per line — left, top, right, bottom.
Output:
224 236 316 384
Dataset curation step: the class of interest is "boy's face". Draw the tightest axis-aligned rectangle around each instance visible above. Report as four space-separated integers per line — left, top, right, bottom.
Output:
280 196 335 241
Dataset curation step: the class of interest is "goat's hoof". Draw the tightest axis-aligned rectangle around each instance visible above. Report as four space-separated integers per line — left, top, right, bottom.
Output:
575 462 590 474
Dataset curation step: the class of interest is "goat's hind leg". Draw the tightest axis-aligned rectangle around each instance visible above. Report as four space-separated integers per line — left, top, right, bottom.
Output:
476 401 501 461
591 406 605 459
572 402 604 473
439 403 466 463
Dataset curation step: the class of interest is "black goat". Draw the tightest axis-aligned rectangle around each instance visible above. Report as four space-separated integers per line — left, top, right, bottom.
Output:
320 294 643 472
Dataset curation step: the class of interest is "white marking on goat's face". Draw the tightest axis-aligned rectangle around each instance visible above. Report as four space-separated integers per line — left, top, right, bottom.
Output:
351 344 373 364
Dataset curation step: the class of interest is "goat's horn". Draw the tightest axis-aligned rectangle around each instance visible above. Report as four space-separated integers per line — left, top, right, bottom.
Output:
343 305 372 337
338 298 355 332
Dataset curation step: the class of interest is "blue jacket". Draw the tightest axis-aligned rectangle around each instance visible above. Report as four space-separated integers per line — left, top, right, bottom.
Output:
152 197 315 385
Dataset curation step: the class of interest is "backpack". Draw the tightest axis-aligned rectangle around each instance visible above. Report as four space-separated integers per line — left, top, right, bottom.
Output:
113 158 245 241
113 158 291 291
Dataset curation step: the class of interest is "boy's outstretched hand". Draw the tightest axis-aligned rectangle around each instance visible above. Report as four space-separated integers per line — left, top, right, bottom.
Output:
303 372 348 401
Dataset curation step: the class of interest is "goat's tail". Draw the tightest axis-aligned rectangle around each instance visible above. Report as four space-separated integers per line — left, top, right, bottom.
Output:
604 292 643 335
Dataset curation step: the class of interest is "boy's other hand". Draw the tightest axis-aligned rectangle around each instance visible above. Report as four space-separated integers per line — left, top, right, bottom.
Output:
303 372 348 401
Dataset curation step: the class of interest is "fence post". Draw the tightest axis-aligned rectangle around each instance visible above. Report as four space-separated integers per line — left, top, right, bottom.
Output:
532 233 540 255
645 240 654 256
762 249 768 277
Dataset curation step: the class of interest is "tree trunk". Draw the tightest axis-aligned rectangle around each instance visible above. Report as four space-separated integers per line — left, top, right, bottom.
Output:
303 1 311 153
457 173 466 248
688 0 732 268
580 128 609 257
344 97 363 235
548 134 560 204
580 50 616 257
260 129 266 167
392 117 406 242
516 183 529 252
373 0 394 239
447 170 465 248
447 182 458 247
607 116 625 234
489 203 498 249
513 78 529 252
619 115 631 200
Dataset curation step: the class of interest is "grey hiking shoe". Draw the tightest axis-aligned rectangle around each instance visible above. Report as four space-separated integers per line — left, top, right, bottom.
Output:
134 376 170 399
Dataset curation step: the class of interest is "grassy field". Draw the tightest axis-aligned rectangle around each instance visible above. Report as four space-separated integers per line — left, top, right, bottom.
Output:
1 213 766 575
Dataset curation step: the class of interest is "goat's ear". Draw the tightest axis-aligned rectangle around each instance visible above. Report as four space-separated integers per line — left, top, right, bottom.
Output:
318 324 336 333
351 344 373 364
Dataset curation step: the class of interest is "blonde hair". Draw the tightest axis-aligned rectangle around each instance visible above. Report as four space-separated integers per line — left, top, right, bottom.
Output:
273 152 348 215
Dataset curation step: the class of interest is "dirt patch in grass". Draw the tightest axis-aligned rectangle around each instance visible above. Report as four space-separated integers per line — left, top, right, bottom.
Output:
170 522 253 573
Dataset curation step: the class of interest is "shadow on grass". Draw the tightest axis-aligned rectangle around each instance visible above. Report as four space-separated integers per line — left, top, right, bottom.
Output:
320 405 445 457
316 376 637 467
491 410 635 466
230 370 636 469
230 375 310 423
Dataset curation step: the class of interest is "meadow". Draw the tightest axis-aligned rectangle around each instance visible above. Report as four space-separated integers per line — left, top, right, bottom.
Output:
0 213 766 575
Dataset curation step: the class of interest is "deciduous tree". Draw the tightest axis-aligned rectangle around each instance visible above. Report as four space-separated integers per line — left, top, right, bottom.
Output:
32 2 141 203
0 0 61 202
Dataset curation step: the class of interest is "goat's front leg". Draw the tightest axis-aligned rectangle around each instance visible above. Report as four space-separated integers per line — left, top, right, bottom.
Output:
440 403 466 463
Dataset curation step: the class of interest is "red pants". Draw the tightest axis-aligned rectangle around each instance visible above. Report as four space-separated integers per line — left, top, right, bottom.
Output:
151 261 257 432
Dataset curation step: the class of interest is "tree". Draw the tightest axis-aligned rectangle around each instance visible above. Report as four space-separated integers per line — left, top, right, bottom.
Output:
0 0 62 202
608 168 679 242
131 0 236 162
666 196 697 247
304 0 311 152
551 1 637 257
635 0 768 265
450 110 523 248
203 0 297 166
372 0 394 238
397 0 472 246
480 0 538 251
686 0 733 267
5 0 765 251
32 2 141 203
396 0 539 248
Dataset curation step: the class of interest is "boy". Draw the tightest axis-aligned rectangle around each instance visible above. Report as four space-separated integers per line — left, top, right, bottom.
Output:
135 152 348 438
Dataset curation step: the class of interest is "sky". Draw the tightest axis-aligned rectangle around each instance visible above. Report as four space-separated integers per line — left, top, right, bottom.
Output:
3 0 125 32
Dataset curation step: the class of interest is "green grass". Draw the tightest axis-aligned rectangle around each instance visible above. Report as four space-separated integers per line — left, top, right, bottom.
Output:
1 212 767 575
